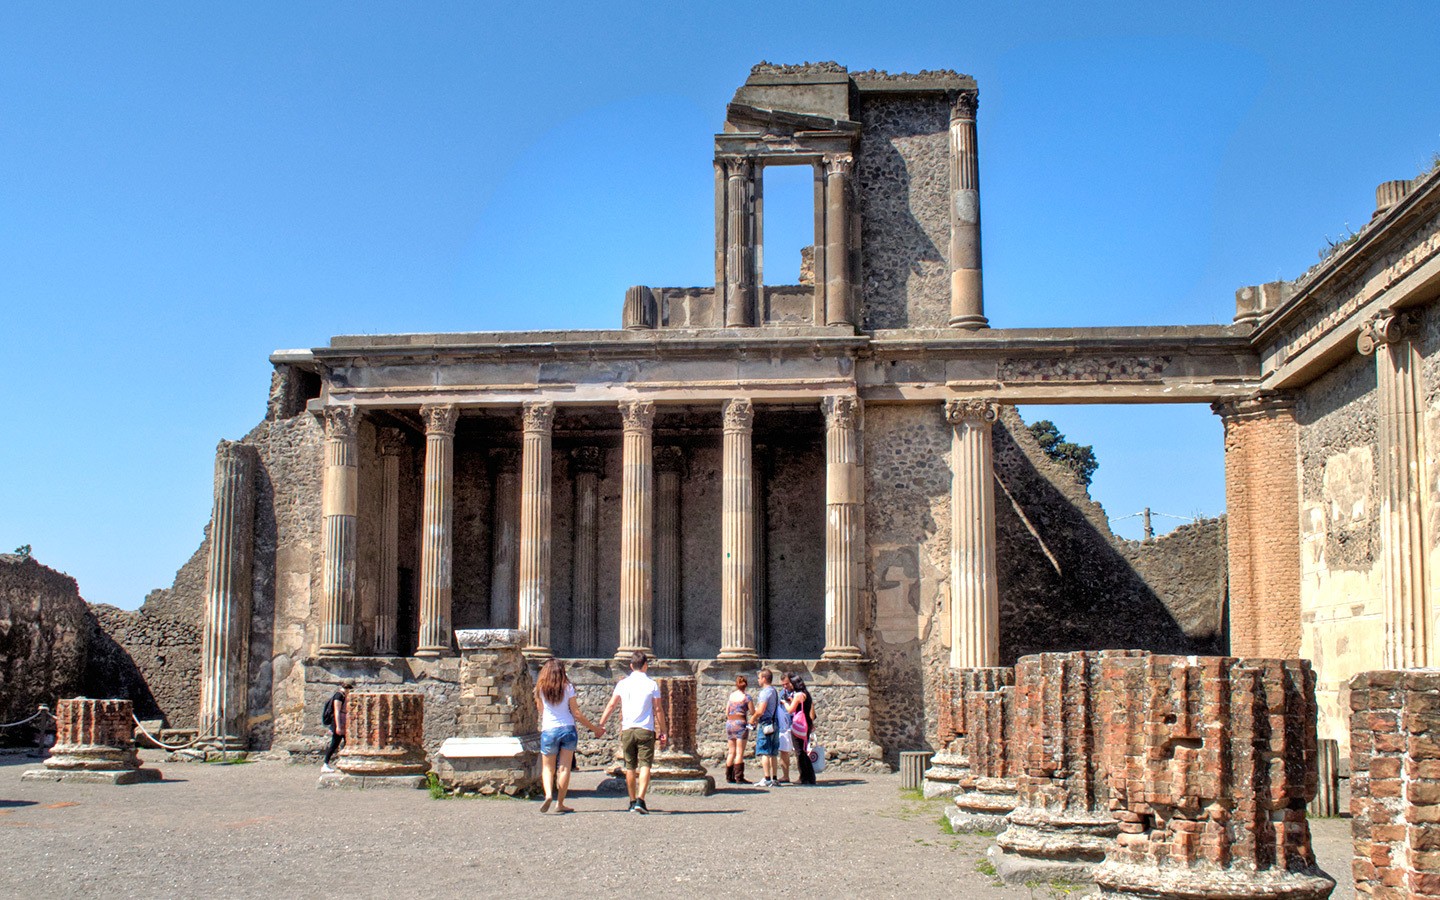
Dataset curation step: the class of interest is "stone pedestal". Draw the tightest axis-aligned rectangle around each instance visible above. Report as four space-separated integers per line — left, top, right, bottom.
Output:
949 666 1016 832
434 629 540 796
992 651 1139 885
923 666 968 799
23 698 161 785
1093 655 1334 900
320 692 427 790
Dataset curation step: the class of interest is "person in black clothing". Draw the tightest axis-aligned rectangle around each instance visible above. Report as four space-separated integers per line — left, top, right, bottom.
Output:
321 682 353 772
783 672 817 785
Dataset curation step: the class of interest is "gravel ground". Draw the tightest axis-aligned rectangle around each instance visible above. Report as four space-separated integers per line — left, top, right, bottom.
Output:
0 752 1355 899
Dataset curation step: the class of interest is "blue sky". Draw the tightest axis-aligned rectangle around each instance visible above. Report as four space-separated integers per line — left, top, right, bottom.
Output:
3 3 1437 608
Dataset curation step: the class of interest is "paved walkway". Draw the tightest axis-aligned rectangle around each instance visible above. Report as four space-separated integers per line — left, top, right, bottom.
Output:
0 752 1354 898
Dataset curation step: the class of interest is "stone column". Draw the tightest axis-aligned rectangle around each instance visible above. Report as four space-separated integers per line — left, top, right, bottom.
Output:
654 446 685 658
616 400 656 659
945 399 1000 669
374 430 405 656
416 404 458 658
570 447 603 657
719 398 757 660
950 666 1018 831
488 449 520 629
753 443 769 658
331 692 428 778
823 395 864 659
947 89 987 330
199 440 258 750
1360 311 1433 668
648 676 716 795
24 698 160 784
724 158 757 328
518 401 556 659
320 405 359 655
823 154 854 327
1213 393 1302 658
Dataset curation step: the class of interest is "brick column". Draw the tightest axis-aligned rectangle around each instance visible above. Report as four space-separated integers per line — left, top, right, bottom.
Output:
199 440 258 750
945 399 1000 668
319 405 359 655
823 394 863 659
374 429 405 656
1213 393 1301 658
334 692 428 776
947 89 986 330
45 698 142 772
416 404 458 658
649 676 715 795
518 401 555 659
616 401 656 659
718 398 757 661
488 449 520 629
654 446 685 658
922 666 970 798
570 447 603 657
950 666 1017 831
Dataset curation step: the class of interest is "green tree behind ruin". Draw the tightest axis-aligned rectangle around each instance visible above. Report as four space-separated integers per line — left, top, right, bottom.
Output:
1027 420 1099 487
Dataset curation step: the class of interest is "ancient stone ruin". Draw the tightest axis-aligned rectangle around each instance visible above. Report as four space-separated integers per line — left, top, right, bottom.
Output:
22 698 161 785
319 691 428 790
433 629 540 796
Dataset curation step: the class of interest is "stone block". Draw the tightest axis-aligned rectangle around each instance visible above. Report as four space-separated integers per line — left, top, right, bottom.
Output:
435 736 539 796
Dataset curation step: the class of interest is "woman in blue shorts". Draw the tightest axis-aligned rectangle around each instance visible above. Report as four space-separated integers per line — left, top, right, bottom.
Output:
534 659 603 813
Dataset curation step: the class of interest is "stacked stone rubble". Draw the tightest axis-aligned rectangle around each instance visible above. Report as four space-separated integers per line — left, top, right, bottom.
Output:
334 692 427 777
922 665 969 798
950 666 1016 830
435 630 540 795
23 698 161 784
1350 669 1440 900
1093 654 1333 899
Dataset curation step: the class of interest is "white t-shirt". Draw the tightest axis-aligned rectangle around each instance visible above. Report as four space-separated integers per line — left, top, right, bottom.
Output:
540 683 576 731
613 671 661 731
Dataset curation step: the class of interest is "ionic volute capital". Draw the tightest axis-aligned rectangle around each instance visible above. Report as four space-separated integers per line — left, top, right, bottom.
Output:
950 89 979 122
824 154 854 178
521 400 556 433
322 405 359 442
823 395 861 429
723 398 754 432
1357 309 1420 356
570 446 606 475
944 398 998 425
420 403 459 437
619 400 657 433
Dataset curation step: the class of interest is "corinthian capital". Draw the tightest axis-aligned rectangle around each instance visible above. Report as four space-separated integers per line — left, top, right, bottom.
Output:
619 400 656 433
521 400 556 433
723 398 754 432
322 405 358 441
944 398 998 425
420 404 459 437
822 395 861 429
950 90 978 121
724 157 754 180
824 154 854 178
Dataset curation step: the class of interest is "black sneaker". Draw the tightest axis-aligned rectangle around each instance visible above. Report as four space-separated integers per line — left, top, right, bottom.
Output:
626 799 637 812
634 798 649 815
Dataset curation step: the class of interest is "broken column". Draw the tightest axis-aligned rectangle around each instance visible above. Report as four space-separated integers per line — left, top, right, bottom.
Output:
320 692 428 789
923 666 969 798
648 676 715 796
992 651 1142 884
23 698 161 785
949 666 1017 831
1349 669 1440 899
198 440 258 752
1093 655 1334 899
435 629 540 796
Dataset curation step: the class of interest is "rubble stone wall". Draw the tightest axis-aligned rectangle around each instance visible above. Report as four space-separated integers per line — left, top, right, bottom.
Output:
0 555 92 743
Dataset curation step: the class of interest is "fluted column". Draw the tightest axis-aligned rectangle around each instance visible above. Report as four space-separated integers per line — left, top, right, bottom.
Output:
488 449 520 629
570 447 603 657
753 443 769 658
654 446 685 658
948 90 987 330
1360 311 1433 667
823 154 854 327
374 430 404 656
946 399 1000 668
724 158 757 327
320 405 359 655
518 400 556 659
719 398 757 660
616 400 656 659
416 404 458 658
823 395 864 659
199 440 258 748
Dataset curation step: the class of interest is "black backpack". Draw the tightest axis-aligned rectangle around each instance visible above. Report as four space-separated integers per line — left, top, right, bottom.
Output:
322 693 338 728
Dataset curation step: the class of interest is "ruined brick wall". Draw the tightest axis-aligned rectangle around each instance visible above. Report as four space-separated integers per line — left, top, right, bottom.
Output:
1350 669 1440 899
855 94 951 330
1119 517 1228 643
1297 350 1383 754
0 555 92 744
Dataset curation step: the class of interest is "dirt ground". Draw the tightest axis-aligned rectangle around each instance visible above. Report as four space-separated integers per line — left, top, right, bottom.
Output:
0 752 1355 899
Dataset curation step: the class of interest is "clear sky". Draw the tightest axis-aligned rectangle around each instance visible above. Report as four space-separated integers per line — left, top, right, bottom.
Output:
3 2 1437 609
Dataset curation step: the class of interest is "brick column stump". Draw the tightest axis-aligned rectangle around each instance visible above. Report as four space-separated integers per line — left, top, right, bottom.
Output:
318 692 428 790
435 629 541 796
23 698 162 785
949 666 1017 831
923 666 969 798
646 676 715 796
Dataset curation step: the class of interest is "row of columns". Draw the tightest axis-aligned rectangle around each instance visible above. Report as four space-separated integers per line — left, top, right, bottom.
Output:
316 394 877 663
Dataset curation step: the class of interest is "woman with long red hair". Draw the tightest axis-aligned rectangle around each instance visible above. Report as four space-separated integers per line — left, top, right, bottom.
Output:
534 658 603 813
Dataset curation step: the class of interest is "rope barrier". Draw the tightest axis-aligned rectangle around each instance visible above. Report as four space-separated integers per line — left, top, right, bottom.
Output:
0 706 51 729
131 715 200 752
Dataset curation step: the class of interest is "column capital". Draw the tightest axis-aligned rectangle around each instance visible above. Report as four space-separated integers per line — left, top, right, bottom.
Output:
521 400 556 433
420 403 459 437
950 89 979 121
1358 309 1420 355
619 399 657 433
824 154 854 178
571 446 606 475
944 398 998 425
1211 392 1296 422
822 394 861 428
723 398 754 432
655 445 687 476
723 156 754 179
322 405 359 441
376 428 407 457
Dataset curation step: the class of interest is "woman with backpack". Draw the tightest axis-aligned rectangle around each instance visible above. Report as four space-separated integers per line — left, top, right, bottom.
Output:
783 672 817 785
534 658 603 813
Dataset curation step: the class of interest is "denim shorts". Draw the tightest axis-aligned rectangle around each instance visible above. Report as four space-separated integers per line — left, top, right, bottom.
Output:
540 725 578 756
755 726 779 757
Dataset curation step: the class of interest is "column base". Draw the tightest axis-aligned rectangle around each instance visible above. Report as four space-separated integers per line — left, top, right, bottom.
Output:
947 314 989 330
521 645 552 662
716 648 759 662
821 647 865 661
23 767 162 785
318 644 355 656
613 646 653 662
414 647 453 659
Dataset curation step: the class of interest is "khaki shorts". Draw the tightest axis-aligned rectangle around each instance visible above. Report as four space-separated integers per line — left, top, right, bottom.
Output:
620 728 656 770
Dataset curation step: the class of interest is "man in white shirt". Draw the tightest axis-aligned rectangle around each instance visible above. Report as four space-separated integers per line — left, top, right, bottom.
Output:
598 651 669 814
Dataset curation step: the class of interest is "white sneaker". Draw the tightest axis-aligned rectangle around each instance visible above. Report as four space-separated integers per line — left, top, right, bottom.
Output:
321 764 335 773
